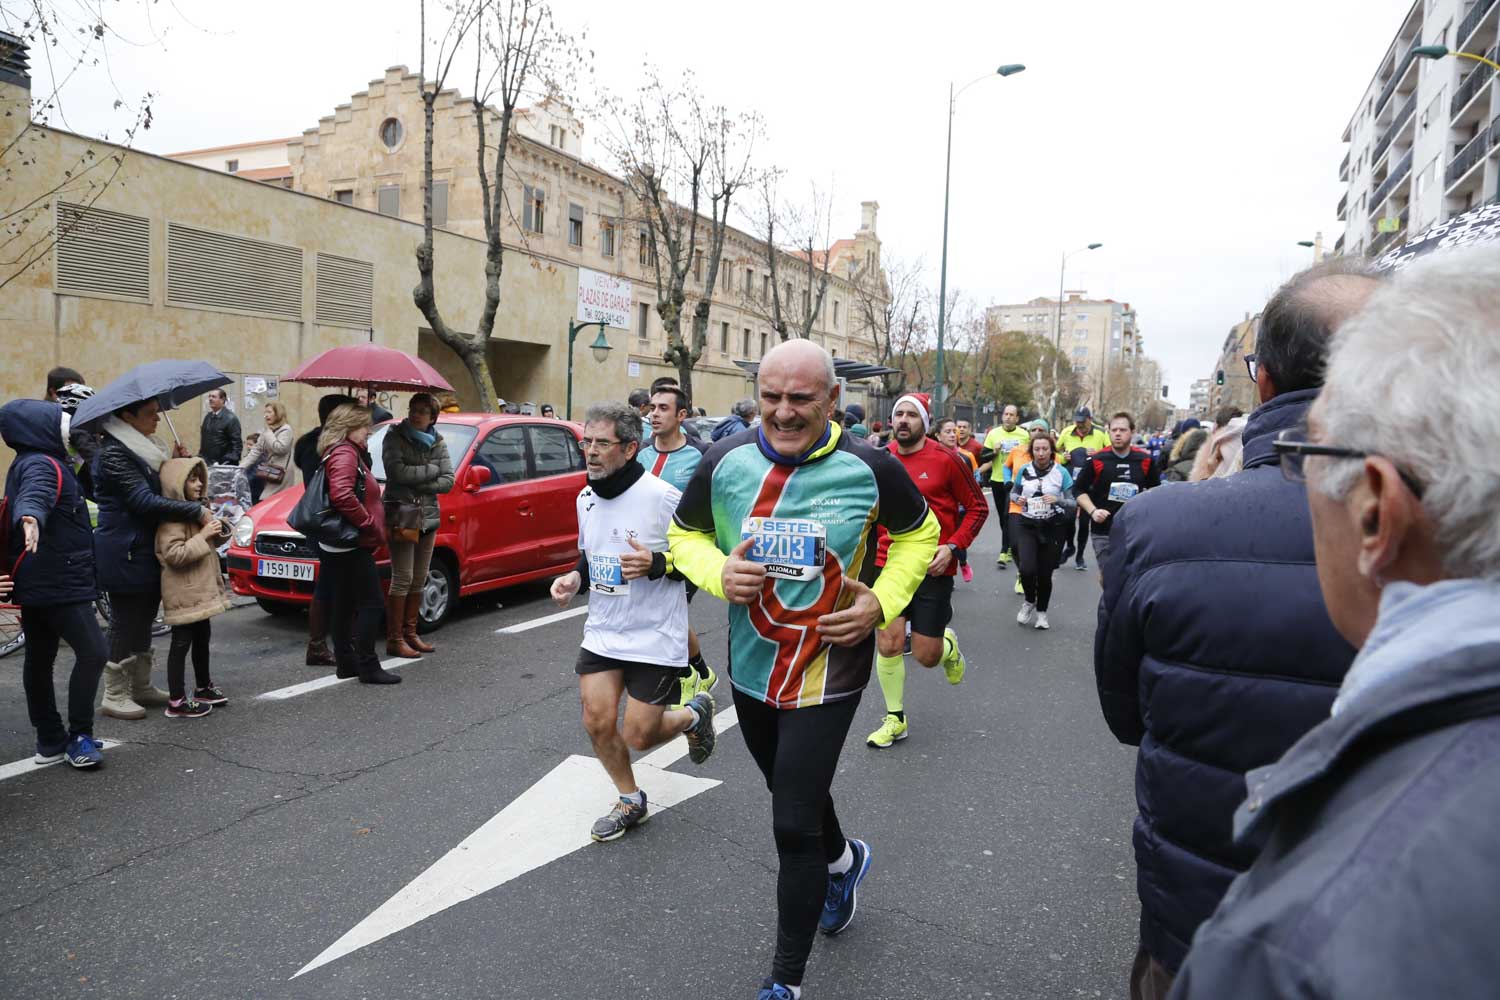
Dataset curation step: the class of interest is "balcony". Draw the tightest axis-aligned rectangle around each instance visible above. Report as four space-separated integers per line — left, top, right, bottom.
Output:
1372 149 1414 208
1451 45 1498 123
1445 120 1496 189
1373 91 1418 165
1337 191 1348 220
1459 0 1498 48
1339 151 1350 182
1374 45 1419 117
1334 233 1346 255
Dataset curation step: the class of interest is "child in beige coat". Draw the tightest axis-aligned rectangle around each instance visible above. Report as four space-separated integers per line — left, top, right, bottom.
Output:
156 458 232 718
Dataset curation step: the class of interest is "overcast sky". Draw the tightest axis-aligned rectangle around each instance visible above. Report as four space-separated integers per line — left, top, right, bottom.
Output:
37 0 1416 406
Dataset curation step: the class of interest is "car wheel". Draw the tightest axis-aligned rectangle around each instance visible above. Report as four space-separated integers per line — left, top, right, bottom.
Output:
419 555 456 632
256 597 301 617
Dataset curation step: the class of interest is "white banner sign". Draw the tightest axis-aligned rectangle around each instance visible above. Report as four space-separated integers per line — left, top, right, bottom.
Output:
576 268 632 329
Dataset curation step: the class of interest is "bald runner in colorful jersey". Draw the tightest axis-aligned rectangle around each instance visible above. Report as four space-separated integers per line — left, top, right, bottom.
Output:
668 340 938 1000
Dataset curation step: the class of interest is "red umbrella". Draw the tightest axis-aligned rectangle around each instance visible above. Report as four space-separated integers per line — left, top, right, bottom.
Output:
283 344 453 392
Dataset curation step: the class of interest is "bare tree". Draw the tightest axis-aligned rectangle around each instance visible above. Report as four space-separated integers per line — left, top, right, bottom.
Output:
1 1 166 290
599 71 758 404
413 0 573 411
853 253 925 402
752 173 836 341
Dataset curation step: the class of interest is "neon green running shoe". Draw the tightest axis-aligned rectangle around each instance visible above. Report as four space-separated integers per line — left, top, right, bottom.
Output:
1014 576 1025 595
942 627 966 685
669 670 697 711
865 713 909 749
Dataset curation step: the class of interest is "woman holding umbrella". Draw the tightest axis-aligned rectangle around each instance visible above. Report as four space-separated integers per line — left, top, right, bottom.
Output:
93 398 220 719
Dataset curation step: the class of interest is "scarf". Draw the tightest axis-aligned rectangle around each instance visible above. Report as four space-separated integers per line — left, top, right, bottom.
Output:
401 420 437 450
589 457 645 500
102 415 169 470
756 421 835 467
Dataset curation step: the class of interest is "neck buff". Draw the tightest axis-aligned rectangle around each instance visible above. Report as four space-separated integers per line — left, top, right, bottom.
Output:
756 421 834 467
401 420 437 449
589 456 645 499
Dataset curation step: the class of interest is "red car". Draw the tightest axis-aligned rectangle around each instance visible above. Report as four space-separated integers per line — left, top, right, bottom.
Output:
227 414 587 630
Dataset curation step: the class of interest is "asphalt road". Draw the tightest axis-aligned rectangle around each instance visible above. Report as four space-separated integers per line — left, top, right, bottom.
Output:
0 531 1139 1000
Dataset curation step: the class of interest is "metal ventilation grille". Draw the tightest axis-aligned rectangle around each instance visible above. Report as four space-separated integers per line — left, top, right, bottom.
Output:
166 221 303 319
54 202 151 301
315 252 375 328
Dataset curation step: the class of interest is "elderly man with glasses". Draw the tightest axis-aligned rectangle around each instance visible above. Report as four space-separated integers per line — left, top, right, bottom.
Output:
1172 243 1500 999
1092 257 1380 999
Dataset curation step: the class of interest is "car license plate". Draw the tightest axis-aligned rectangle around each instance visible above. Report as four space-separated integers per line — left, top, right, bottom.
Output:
258 559 316 581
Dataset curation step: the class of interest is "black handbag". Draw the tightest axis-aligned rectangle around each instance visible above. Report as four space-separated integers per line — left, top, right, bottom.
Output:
288 460 362 547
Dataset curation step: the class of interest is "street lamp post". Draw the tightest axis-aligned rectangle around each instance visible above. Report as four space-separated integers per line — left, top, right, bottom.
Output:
565 319 612 420
934 62 1025 418
1049 242 1102 426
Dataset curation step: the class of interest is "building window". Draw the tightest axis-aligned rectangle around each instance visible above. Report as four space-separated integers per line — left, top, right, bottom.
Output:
1072 346 1088 358
1074 329 1089 339
694 250 703 283
549 124 566 150
742 328 751 356
720 322 730 353
785 281 793 309
568 203 584 246
431 181 449 228
334 189 354 205
638 303 650 341
601 220 615 257
759 331 768 356
833 300 840 328
523 184 545 234
745 267 754 297
1076 312 1088 320
724 267 733 292
380 118 404 151
378 185 400 217
225 159 239 174
638 227 654 268
763 275 770 301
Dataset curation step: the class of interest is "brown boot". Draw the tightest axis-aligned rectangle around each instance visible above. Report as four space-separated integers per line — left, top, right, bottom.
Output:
403 592 435 653
306 599 335 667
385 594 421 659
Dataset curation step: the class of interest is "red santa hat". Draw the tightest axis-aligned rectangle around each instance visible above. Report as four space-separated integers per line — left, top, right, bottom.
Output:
892 392 932 432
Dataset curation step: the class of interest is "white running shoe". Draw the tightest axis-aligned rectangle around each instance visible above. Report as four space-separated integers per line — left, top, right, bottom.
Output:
1034 612 1050 630
1016 602 1036 626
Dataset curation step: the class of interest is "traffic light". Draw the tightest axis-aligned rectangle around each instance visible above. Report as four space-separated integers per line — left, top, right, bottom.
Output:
1215 370 1225 386
1161 385 1169 398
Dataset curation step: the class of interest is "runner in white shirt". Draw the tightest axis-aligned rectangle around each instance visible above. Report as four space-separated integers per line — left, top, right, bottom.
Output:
550 402 717 842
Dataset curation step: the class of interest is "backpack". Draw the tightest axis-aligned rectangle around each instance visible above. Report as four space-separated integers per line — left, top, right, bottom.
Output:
1 456 64 577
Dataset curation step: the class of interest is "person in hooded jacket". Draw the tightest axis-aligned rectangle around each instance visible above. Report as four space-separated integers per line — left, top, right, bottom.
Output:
156 457 234 718
1093 257 1377 999
293 393 354 667
92 399 212 721
1165 427 1208 483
1 399 108 768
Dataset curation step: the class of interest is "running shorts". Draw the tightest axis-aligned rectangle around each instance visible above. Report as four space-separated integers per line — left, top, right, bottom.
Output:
899 574 955 638
575 648 688 706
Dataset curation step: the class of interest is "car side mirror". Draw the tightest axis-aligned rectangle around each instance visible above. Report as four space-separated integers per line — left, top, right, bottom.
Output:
464 465 493 492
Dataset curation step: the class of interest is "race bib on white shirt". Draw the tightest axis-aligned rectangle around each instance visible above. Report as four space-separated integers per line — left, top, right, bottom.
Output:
1026 495 1050 517
587 552 629 595
741 517 827 581
1108 481 1140 503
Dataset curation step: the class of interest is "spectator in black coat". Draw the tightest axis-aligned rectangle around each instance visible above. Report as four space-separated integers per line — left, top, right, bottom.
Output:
1093 256 1379 999
293 393 354 667
199 389 242 465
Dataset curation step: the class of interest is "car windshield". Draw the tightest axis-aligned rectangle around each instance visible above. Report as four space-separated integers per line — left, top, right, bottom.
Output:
368 421 479 482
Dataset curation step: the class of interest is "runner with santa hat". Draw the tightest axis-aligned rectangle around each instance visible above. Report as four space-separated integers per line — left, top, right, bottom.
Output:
866 392 989 750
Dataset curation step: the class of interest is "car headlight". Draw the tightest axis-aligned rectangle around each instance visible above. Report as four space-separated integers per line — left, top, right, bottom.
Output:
233 517 254 548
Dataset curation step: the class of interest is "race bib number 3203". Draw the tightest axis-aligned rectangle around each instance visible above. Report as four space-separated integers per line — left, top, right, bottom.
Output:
587 553 629 595
741 517 827 581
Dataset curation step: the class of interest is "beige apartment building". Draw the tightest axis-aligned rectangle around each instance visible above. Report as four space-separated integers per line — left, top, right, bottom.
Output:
986 292 1153 410
1206 314 1259 417
0 51 884 478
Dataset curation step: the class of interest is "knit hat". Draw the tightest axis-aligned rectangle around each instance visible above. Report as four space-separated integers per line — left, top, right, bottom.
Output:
892 393 932 432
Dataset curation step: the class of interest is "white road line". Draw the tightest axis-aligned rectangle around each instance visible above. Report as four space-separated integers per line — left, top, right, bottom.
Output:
257 656 421 702
495 605 588 634
0 739 123 783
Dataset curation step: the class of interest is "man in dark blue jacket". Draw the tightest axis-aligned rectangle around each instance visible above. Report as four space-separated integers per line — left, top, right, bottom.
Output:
1093 258 1377 998
1 399 108 768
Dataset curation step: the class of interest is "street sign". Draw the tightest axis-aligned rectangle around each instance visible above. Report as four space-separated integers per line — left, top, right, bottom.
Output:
576 268 632 329
1376 216 1402 233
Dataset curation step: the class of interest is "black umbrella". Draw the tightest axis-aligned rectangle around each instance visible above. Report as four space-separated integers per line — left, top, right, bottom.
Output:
1374 202 1500 271
72 359 233 445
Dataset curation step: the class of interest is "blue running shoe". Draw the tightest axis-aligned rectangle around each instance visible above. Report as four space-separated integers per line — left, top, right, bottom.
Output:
757 981 797 1000
819 837 872 935
64 734 103 769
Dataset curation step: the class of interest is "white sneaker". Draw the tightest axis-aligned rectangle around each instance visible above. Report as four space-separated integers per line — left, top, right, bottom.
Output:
1016 602 1035 626
1034 612 1050 630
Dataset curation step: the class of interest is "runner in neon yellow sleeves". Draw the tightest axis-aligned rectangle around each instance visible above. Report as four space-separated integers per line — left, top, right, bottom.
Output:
669 340 938 1000
979 404 1030 567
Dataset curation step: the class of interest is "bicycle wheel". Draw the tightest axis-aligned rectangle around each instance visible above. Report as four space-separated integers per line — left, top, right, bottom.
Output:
0 605 25 659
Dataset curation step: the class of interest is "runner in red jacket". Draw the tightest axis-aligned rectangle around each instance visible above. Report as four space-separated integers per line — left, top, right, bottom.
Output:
867 393 988 749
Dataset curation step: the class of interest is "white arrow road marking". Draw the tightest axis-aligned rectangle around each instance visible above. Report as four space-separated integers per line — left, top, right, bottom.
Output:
495 605 588 634
293 704 741 979
0 739 123 783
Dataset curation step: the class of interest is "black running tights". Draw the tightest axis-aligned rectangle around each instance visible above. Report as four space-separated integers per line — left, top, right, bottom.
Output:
1015 518 1065 611
167 619 212 700
732 687 861 986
